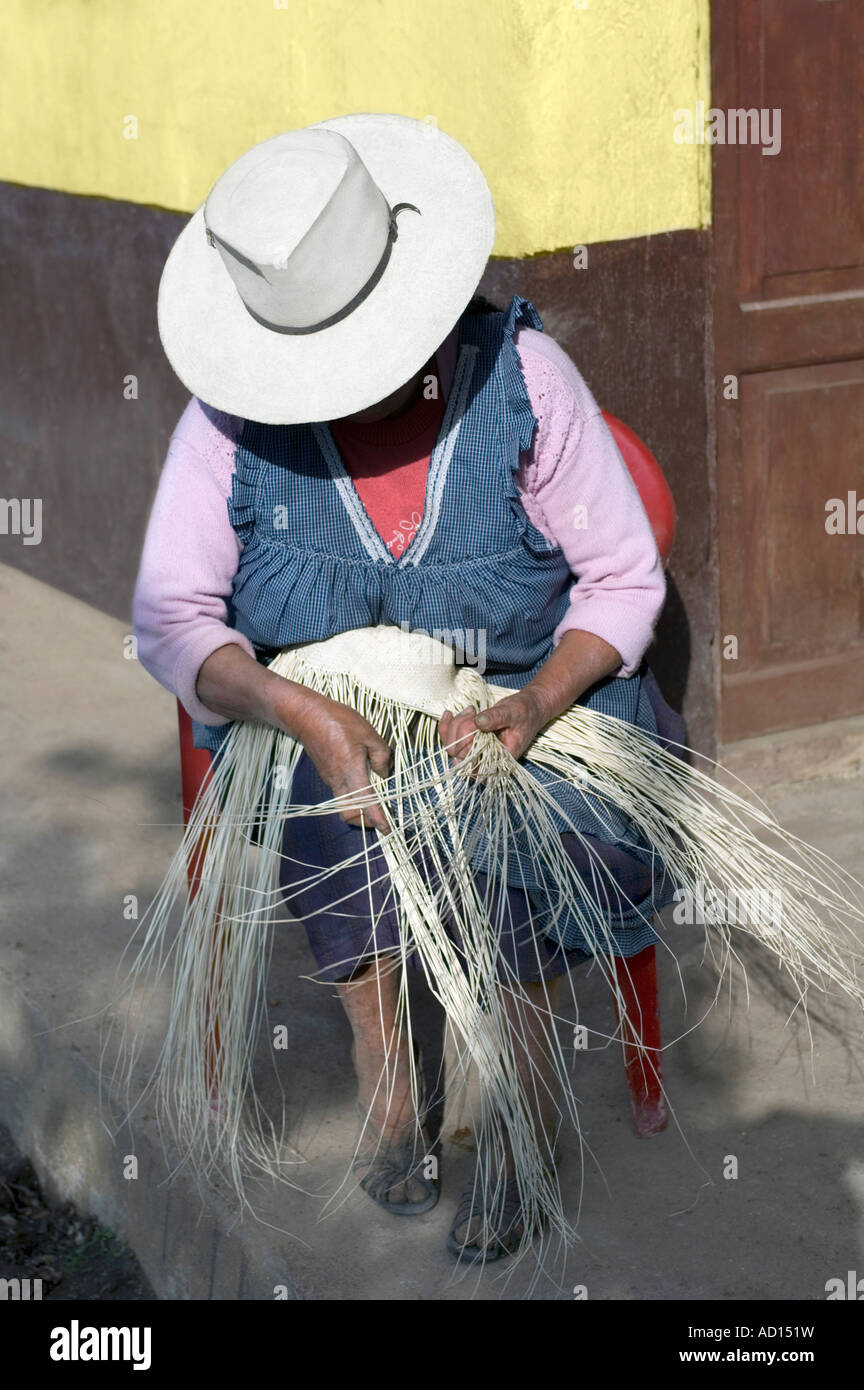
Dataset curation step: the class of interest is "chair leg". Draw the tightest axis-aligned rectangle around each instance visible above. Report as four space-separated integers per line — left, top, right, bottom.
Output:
177 702 213 827
612 945 667 1137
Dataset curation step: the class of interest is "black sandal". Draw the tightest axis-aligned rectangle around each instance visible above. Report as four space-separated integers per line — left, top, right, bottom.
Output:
446 1171 525 1264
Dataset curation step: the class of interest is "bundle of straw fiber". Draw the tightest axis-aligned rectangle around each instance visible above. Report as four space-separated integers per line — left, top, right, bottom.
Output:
113 625 864 1253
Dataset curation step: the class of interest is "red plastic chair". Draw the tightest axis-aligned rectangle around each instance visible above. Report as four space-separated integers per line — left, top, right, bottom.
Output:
601 412 675 1137
176 410 676 1137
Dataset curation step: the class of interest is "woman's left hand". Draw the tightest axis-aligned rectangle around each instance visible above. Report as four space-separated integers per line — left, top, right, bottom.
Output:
439 631 623 768
439 689 550 765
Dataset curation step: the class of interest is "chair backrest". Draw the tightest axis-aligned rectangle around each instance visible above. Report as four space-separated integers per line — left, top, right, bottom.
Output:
601 411 676 566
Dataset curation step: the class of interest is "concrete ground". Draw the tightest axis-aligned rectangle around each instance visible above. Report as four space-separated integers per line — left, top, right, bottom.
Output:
1 560 863 1301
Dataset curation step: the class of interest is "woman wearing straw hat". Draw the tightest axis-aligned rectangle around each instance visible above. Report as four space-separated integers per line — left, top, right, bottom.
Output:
133 114 685 1264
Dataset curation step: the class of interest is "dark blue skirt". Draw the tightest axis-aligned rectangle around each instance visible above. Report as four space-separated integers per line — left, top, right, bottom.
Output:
276 669 685 984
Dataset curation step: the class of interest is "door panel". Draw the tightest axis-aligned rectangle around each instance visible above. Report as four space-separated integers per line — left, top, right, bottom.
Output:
712 0 864 740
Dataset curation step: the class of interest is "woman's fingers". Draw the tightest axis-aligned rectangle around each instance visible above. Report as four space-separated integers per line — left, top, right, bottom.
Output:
336 763 390 833
473 699 519 732
299 699 394 833
365 735 393 779
320 741 391 833
440 706 477 761
358 738 393 832
497 726 529 760
473 694 544 761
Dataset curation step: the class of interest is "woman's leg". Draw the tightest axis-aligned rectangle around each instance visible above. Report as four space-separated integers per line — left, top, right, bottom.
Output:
336 953 433 1206
450 974 564 1253
279 753 437 1207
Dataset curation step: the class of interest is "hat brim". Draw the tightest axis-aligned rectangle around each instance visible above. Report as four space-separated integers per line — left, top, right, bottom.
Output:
157 114 495 425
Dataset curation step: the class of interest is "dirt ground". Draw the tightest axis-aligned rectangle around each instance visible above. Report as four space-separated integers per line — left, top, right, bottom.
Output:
0 1122 154 1301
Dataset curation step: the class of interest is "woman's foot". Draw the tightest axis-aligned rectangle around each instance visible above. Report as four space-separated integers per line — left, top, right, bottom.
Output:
446 1162 526 1263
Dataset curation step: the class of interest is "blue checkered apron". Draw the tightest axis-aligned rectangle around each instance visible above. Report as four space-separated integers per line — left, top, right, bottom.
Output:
193 295 680 958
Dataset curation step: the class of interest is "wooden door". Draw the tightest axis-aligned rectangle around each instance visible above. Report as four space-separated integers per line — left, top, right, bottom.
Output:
712 0 864 742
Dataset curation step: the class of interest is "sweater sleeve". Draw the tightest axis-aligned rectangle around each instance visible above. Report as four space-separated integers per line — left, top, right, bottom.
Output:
132 398 256 725
514 329 666 677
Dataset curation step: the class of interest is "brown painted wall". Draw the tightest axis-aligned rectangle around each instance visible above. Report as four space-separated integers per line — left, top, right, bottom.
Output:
0 183 716 751
482 236 717 753
0 184 190 622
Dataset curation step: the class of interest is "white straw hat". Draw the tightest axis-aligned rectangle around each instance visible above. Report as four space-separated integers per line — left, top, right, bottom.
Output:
157 114 495 424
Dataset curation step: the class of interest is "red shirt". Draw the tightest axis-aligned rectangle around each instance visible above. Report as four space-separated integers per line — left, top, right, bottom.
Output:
329 370 446 558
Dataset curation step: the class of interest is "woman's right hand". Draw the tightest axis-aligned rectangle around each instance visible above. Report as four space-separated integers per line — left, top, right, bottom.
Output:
195 644 393 833
287 691 393 833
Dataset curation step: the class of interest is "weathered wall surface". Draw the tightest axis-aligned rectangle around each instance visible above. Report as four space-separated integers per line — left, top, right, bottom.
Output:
1 0 710 254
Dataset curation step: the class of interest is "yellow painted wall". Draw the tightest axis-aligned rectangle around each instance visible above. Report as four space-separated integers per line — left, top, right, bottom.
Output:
2 0 710 256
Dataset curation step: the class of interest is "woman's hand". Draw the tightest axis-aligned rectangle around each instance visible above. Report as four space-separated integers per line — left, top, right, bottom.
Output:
438 630 624 766
438 633 622 767
195 644 392 833
439 689 550 765
290 693 393 833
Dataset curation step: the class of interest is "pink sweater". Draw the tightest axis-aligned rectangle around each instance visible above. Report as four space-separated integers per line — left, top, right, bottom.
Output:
133 326 665 727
